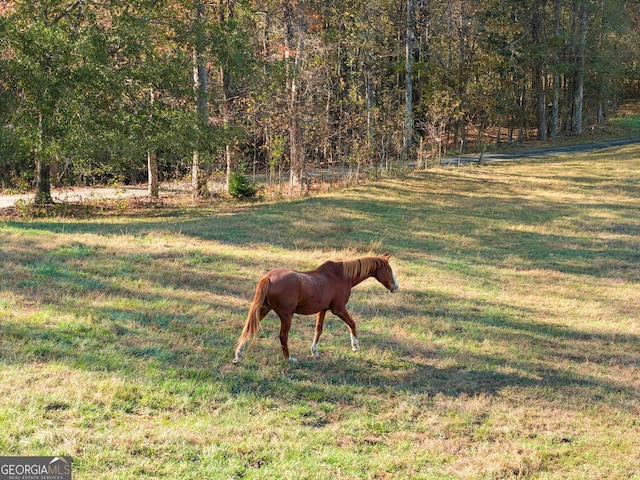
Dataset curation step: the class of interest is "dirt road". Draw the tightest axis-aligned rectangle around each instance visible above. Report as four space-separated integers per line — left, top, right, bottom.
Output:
2 137 640 208
0 186 150 209
443 136 640 165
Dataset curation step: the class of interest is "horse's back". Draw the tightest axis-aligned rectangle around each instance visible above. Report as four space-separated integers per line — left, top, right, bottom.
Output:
264 267 299 286
263 265 345 315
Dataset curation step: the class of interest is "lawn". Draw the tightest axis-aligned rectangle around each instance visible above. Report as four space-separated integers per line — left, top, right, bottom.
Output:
1 146 639 479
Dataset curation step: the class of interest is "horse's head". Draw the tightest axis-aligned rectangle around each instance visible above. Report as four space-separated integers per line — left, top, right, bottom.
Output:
374 253 399 293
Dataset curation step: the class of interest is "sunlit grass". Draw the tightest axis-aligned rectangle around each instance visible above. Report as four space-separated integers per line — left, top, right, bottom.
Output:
610 114 640 132
1 146 639 479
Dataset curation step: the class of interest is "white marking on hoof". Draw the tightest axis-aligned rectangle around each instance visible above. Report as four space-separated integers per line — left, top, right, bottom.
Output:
311 342 320 358
350 334 360 352
287 357 298 363
234 343 247 364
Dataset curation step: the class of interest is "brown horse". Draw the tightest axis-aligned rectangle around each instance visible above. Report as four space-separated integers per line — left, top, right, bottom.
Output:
233 253 399 363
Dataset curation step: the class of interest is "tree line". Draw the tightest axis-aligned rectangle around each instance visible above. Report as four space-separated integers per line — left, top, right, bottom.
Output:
1 0 639 202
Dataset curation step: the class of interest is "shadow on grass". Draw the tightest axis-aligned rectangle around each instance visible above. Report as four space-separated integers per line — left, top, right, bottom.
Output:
5 176 639 282
225 341 637 419
1 162 639 416
225 290 640 408
1 281 638 415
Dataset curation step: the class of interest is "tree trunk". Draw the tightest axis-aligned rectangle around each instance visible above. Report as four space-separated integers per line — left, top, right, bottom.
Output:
455 2 469 151
404 0 415 163
192 0 209 198
365 0 375 154
366 61 374 151
35 157 53 205
220 0 235 192
34 112 52 205
147 150 159 198
550 0 561 137
533 0 547 141
284 0 305 190
289 91 303 190
518 83 527 142
192 150 208 197
147 87 159 198
572 1 587 134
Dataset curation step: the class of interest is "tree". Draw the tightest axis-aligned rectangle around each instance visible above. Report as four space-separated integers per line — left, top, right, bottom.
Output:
2 0 112 204
404 0 416 162
550 0 561 138
572 0 588 134
109 1 194 198
532 0 547 140
284 0 305 189
147 88 159 198
192 0 210 198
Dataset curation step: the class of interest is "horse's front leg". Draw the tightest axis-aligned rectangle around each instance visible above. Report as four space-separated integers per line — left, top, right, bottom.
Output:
311 310 327 358
332 307 360 352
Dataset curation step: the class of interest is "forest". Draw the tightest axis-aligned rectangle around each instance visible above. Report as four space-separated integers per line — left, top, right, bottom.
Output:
2 0 640 202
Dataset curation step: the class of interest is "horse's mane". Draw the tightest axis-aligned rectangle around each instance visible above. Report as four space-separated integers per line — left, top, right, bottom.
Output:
341 256 385 279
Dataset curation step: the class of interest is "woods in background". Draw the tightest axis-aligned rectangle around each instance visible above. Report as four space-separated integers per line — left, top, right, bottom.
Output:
2 0 639 201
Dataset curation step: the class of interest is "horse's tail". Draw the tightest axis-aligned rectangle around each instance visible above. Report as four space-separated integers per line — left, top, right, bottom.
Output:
235 276 270 353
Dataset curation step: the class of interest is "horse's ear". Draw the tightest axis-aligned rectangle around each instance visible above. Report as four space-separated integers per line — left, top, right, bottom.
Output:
381 253 391 261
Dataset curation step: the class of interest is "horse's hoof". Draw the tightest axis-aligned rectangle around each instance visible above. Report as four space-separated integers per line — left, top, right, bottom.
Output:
287 357 298 363
232 356 241 364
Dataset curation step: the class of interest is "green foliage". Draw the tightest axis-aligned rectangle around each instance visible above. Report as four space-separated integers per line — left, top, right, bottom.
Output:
0 126 30 190
1 0 640 193
228 170 257 199
0 0 211 189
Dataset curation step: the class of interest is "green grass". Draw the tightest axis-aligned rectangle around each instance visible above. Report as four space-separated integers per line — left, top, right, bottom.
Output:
608 102 640 134
1 146 640 479
609 115 640 131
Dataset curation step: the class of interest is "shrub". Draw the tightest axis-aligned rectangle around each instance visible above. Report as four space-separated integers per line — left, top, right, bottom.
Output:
228 171 257 199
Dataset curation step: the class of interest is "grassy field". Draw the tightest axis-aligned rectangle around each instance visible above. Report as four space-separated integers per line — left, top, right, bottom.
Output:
1 146 639 479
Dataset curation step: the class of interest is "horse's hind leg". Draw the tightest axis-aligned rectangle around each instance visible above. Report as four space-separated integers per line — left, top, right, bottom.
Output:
277 312 297 363
332 307 360 352
311 310 327 358
233 304 271 364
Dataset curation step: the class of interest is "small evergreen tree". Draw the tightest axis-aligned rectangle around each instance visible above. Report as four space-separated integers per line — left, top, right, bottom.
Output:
228 171 257 199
